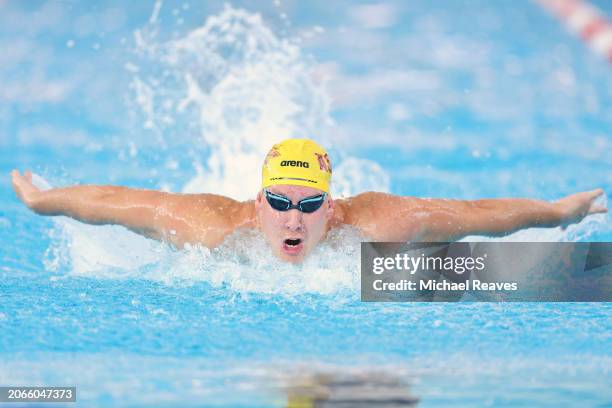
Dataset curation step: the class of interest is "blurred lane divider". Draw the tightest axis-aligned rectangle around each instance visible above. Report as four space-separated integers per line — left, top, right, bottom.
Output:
536 0 612 63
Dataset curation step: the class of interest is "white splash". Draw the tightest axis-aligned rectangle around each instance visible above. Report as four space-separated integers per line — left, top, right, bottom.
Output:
127 4 384 201
45 217 363 295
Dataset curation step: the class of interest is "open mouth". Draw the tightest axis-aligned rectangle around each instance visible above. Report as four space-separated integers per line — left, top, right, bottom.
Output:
284 238 302 247
282 238 304 256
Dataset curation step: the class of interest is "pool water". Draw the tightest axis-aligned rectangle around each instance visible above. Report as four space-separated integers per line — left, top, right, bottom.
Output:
1 1 611 406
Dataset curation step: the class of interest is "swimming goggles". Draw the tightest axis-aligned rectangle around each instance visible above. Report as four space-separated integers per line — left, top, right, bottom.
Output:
264 190 327 213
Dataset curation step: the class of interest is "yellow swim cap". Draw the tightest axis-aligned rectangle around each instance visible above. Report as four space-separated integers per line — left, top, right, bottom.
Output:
262 138 332 193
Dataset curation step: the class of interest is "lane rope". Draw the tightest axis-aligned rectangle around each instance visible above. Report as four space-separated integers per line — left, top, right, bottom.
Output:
536 0 612 63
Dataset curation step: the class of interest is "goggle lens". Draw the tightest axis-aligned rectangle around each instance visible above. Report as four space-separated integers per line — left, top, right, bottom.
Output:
264 190 326 213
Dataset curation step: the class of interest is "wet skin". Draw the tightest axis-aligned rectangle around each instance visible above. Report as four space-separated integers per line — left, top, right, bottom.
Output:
10 169 608 263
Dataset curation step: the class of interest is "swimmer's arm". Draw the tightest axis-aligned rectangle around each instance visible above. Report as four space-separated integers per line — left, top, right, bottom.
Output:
418 189 607 241
11 170 252 249
339 189 607 242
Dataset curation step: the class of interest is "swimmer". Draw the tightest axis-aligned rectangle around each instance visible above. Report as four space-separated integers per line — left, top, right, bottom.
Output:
11 138 607 263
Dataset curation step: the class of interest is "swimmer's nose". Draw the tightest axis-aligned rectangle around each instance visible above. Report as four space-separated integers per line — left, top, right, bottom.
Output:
285 209 304 231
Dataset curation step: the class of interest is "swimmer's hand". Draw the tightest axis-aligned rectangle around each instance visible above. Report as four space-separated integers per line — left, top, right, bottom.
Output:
555 188 607 229
11 170 43 211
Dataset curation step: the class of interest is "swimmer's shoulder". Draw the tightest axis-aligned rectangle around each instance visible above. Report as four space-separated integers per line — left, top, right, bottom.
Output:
165 194 257 249
332 192 425 241
333 192 395 223
188 194 256 233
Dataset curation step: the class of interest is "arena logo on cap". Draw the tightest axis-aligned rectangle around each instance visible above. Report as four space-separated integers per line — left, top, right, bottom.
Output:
280 160 310 168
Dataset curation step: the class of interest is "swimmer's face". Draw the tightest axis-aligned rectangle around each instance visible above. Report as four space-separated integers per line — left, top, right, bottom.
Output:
255 185 334 263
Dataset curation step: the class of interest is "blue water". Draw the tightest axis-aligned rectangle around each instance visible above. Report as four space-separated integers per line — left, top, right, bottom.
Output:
1 1 612 407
